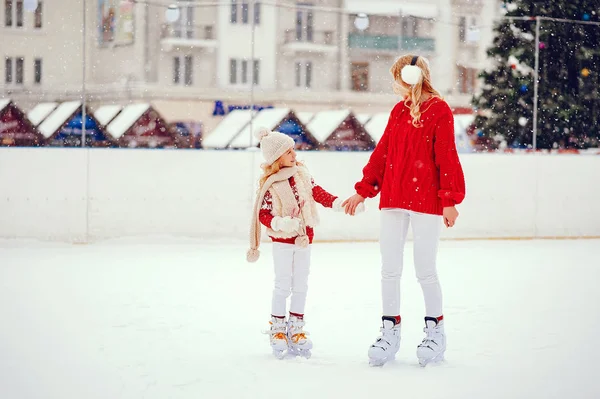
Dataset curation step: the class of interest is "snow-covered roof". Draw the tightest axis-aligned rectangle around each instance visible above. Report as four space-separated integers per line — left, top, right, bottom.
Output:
94 105 123 127
202 109 255 148
38 101 81 138
345 0 438 18
356 113 371 125
107 103 151 139
364 112 390 143
0 99 10 111
229 108 292 148
306 110 352 143
296 112 315 125
27 102 58 127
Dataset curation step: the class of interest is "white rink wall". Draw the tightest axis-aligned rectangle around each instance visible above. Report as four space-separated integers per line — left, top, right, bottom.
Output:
0 148 599 242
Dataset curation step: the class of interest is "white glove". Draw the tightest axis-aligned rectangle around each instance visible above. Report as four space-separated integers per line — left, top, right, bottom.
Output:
332 198 344 212
271 216 301 233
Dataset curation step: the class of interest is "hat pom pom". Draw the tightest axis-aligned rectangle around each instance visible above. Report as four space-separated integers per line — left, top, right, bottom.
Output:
401 65 422 85
247 248 260 262
254 128 270 142
294 235 309 248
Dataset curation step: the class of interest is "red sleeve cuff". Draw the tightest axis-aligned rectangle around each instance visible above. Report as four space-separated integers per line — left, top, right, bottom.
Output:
441 198 456 208
355 182 380 198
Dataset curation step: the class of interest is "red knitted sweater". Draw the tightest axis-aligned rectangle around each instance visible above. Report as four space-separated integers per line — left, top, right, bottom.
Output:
259 176 337 244
355 97 465 216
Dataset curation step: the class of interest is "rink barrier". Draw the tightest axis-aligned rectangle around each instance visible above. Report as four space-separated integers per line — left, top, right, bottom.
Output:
0 148 599 242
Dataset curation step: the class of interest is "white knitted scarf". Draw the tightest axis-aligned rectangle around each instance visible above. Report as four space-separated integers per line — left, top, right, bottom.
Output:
246 165 317 263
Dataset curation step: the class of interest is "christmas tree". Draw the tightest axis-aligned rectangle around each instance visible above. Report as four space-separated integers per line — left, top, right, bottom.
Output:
472 1 600 150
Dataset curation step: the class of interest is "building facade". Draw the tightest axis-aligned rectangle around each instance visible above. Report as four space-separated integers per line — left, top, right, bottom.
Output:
0 0 501 134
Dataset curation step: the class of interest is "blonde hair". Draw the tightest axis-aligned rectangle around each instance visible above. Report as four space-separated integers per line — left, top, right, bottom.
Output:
390 54 442 127
258 159 304 192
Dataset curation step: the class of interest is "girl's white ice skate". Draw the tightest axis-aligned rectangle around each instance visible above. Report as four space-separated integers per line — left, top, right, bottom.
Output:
287 315 312 359
417 317 446 367
267 317 289 359
368 317 401 366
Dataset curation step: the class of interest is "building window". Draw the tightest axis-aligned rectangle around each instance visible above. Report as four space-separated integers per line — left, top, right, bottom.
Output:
295 62 301 87
457 65 477 94
5 0 12 26
230 59 237 84
5 57 12 83
254 2 261 25
230 0 237 23
5 0 32 28
401 16 418 37
241 60 248 83
241 1 249 24
184 55 193 86
459 16 466 42
174 5 194 38
351 62 369 92
173 57 180 84
16 0 23 27
34 0 42 28
253 60 259 85
295 61 312 88
173 56 193 85
15 57 23 84
204 25 213 39
295 4 313 41
34 58 42 84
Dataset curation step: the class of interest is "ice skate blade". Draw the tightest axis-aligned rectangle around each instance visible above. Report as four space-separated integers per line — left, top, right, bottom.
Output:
418 353 445 367
272 349 286 359
368 354 395 367
288 347 311 359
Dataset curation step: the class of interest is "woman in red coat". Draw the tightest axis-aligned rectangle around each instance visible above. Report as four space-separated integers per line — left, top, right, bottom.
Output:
343 55 466 367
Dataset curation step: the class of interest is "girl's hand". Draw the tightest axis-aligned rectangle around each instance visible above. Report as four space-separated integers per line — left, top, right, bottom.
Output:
342 194 365 216
443 206 459 228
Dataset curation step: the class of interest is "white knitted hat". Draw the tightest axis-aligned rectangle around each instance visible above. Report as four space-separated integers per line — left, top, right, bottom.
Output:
255 128 295 165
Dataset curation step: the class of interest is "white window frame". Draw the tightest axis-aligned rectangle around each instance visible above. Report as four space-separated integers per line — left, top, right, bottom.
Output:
173 5 194 38
4 0 25 29
294 60 312 89
173 54 193 86
34 57 42 84
229 58 259 87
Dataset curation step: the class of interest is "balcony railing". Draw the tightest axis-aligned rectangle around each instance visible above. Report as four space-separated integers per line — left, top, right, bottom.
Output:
283 29 336 46
161 24 216 41
348 33 435 52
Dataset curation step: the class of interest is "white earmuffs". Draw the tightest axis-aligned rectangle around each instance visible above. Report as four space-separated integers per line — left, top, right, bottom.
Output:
400 55 422 85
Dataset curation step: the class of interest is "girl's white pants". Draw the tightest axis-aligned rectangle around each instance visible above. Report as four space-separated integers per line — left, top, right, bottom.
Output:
271 242 311 317
380 208 443 318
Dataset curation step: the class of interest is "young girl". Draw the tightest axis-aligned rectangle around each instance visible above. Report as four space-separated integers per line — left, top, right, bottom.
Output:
343 54 466 367
247 128 360 359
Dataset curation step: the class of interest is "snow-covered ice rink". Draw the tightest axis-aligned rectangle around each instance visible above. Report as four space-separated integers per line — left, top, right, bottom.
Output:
1 238 598 399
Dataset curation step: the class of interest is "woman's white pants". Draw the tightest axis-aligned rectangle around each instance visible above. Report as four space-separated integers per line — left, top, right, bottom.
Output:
271 242 311 317
380 208 443 318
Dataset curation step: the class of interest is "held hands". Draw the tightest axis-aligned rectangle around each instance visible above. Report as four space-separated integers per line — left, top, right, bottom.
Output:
443 206 459 228
341 194 366 216
271 216 301 233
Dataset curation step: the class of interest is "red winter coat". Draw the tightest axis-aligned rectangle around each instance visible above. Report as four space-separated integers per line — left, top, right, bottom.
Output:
355 97 465 216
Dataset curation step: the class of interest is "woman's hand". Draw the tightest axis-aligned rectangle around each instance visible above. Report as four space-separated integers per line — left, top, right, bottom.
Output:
342 194 365 216
443 206 459 228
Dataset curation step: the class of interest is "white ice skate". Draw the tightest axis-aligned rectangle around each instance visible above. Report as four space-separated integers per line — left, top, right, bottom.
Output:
417 317 446 367
287 315 312 359
368 318 401 366
267 317 289 359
